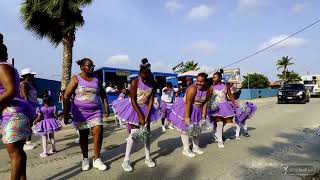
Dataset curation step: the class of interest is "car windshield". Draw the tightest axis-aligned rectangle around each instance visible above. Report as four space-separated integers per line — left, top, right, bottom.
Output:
282 84 305 90
303 80 315 85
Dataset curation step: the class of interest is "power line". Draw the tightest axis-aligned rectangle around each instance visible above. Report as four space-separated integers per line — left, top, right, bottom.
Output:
222 18 320 69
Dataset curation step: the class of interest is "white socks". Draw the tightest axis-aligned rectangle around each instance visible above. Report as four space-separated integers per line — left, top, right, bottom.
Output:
42 136 47 154
223 123 234 133
216 122 224 143
124 129 151 161
235 124 241 137
124 129 138 162
235 124 249 137
181 132 189 150
145 137 151 160
192 136 200 149
243 124 248 134
49 133 56 151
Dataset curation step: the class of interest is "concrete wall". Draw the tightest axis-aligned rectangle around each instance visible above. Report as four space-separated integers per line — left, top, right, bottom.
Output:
239 89 279 100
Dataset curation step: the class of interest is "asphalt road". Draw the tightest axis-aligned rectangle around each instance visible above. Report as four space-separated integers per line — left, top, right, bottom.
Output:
0 97 320 180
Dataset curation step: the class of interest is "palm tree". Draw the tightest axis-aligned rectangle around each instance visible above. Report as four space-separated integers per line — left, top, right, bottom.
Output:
20 0 93 90
276 56 294 83
177 60 200 73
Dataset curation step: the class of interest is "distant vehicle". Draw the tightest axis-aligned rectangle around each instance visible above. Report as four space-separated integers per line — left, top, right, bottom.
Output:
278 83 310 104
301 75 320 97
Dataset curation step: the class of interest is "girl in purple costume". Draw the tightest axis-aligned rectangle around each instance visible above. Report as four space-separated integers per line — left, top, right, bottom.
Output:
64 58 109 171
208 72 237 148
20 68 38 150
112 87 127 127
233 90 257 139
0 42 33 180
168 73 209 158
113 59 159 172
33 93 62 157
160 82 175 132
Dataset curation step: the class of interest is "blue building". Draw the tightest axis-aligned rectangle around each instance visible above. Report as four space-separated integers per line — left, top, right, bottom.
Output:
95 67 177 90
94 67 178 108
34 78 61 104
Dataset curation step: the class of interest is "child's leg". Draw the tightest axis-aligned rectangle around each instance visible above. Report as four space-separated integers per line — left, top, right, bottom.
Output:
180 132 190 151
243 124 248 133
49 133 56 152
42 135 47 153
192 136 200 149
144 136 152 160
216 121 224 143
235 123 241 137
124 129 138 162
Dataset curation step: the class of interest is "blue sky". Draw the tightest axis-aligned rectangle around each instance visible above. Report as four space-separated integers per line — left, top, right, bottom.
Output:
1 0 319 81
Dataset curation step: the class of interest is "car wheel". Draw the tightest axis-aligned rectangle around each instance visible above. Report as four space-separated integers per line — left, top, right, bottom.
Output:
277 100 282 104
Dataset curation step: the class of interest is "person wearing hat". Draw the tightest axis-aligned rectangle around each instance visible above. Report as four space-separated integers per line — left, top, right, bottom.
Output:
20 68 38 150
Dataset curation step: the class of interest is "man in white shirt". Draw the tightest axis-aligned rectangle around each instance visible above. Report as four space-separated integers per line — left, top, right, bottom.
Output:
106 82 117 93
160 82 175 132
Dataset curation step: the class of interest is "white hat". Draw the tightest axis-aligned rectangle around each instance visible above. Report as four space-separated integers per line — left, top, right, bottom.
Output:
21 68 37 77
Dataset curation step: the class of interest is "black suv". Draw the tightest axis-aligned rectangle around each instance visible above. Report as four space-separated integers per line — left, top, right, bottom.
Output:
278 83 310 104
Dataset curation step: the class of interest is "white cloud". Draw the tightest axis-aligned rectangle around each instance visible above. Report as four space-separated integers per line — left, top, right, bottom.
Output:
152 62 173 73
186 4 214 21
165 0 184 13
199 65 214 74
105 55 132 68
185 41 216 55
238 0 268 11
259 35 306 50
292 3 307 14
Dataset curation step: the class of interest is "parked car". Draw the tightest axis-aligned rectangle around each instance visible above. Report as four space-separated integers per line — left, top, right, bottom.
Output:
278 83 310 104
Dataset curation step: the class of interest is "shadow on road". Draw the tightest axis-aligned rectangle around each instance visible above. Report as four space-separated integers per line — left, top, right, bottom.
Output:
234 127 320 180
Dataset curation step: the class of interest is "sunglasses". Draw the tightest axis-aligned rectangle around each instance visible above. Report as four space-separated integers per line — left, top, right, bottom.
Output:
83 64 95 68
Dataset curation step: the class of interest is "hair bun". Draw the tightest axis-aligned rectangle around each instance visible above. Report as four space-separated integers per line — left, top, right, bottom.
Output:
141 58 148 65
140 58 151 70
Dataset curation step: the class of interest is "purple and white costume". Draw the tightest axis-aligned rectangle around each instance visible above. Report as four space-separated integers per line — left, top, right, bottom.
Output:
71 75 104 130
35 106 62 135
0 63 33 144
209 83 235 118
160 87 175 119
112 78 160 128
168 85 208 132
234 100 257 125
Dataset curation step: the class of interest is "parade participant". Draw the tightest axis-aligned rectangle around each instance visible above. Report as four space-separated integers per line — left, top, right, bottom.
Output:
208 72 237 148
168 73 209 158
112 58 160 172
20 68 38 150
160 82 175 132
232 90 257 139
33 93 62 157
0 42 34 180
112 86 127 127
63 58 109 171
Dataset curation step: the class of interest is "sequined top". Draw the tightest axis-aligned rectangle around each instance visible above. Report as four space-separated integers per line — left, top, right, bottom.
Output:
73 75 100 108
136 77 154 105
211 83 227 103
184 85 208 107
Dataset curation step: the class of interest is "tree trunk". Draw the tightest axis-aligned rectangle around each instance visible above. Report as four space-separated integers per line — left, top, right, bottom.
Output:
61 36 74 90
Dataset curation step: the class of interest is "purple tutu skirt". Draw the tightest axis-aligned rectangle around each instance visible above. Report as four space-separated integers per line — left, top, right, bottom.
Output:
160 101 173 119
36 118 62 135
112 98 160 126
209 102 235 118
168 98 203 132
235 102 257 125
